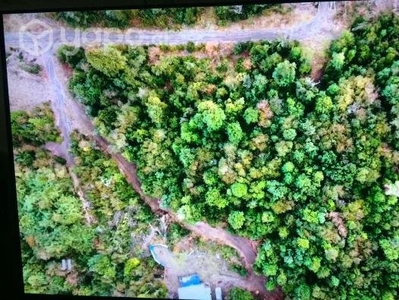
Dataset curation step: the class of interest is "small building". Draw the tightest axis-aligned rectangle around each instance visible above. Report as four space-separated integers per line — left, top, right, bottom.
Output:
177 274 212 300
148 247 214 300
178 283 212 300
215 287 223 300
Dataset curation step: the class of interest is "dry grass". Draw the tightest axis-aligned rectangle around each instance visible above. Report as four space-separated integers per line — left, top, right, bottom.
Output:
300 38 331 81
194 7 218 29
148 46 161 64
3 12 58 32
220 3 316 31
6 54 51 112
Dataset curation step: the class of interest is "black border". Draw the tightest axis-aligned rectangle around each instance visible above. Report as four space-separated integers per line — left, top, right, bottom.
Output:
0 0 323 299
0 11 25 300
0 0 309 13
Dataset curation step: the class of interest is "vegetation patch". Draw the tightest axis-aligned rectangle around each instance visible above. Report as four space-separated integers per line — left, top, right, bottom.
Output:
54 7 203 29
56 10 399 300
13 104 167 297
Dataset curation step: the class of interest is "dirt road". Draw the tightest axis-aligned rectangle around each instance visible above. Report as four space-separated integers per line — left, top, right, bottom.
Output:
94 134 282 299
41 52 97 225
4 2 338 50
4 3 341 298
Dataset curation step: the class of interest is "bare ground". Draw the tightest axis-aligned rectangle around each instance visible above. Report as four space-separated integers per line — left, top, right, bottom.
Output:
3 12 60 32
151 242 282 300
225 3 316 31
6 50 94 137
3 13 40 32
6 55 51 112
49 53 95 136
94 134 282 299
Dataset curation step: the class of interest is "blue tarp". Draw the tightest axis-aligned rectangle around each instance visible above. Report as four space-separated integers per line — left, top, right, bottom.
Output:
179 274 201 287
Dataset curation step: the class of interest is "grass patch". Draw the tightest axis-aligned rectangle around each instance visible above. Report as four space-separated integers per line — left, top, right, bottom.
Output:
19 62 42 74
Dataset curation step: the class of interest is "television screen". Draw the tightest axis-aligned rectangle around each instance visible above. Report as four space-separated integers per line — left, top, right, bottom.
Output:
1 0 399 299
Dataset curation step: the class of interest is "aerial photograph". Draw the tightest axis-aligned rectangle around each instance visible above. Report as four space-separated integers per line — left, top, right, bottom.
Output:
2 1 399 299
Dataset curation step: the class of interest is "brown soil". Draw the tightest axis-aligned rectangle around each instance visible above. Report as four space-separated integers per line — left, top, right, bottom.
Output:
6 55 51 112
3 12 60 32
151 242 283 300
3 13 39 32
228 3 316 31
94 134 281 299
50 54 95 136
188 3 316 32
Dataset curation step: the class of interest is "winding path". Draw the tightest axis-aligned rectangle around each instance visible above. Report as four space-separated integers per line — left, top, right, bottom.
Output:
43 52 97 225
94 131 283 300
40 48 283 299
4 3 340 299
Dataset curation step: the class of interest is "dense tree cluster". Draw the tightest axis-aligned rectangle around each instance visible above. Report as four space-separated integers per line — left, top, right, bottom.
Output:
54 4 285 29
54 7 203 29
214 4 282 26
12 104 94 294
61 12 399 299
54 10 132 28
69 132 167 297
227 287 255 300
11 102 61 147
12 105 167 297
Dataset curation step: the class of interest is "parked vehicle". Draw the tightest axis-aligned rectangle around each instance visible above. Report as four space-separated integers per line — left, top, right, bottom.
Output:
215 287 222 300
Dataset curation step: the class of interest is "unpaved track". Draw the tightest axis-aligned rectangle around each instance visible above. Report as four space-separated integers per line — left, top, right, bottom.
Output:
42 52 96 225
38 52 280 297
94 135 282 300
5 3 340 298
4 2 337 49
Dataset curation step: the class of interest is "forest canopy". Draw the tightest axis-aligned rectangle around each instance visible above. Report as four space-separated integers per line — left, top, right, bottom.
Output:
12 104 167 297
53 4 283 29
57 12 399 300
54 8 203 29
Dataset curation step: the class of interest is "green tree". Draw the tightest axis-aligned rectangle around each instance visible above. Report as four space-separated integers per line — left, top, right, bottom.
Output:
272 60 296 87
330 52 345 70
197 100 226 131
227 122 244 145
206 188 228 209
243 107 259 124
228 211 245 230
230 182 248 198
227 287 255 300
88 254 116 283
86 46 127 77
